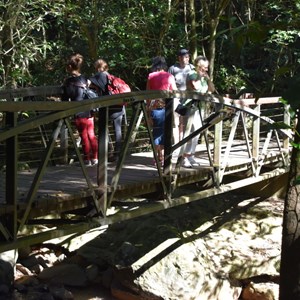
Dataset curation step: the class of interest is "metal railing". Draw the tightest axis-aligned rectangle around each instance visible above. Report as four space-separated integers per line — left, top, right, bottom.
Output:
0 86 291 250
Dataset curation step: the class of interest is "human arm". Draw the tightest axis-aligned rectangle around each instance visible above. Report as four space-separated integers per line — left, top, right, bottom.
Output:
170 74 177 91
186 71 201 91
146 78 152 119
199 70 215 93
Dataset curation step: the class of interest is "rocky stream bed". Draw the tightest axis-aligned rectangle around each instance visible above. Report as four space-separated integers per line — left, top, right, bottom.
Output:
0 190 283 299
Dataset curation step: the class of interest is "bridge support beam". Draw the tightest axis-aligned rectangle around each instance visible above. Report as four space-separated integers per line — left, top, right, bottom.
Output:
237 173 288 199
4 111 18 241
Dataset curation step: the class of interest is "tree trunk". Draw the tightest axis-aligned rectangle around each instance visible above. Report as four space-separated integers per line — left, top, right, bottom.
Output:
189 0 197 61
207 19 219 79
1 11 14 88
199 0 231 81
280 109 300 299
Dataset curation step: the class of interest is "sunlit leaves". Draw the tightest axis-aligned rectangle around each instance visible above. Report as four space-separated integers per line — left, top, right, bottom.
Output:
0 0 66 87
291 141 300 149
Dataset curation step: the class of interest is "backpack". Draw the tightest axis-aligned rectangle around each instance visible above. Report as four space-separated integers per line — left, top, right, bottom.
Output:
70 80 99 113
82 87 98 99
107 74 131 95
70 80 98 99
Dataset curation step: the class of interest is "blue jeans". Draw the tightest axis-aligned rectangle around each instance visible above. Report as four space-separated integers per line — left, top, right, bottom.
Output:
109 106 125 154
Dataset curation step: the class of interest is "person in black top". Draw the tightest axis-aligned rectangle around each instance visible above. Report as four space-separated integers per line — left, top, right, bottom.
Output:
90 59 125 161
61 53 98 166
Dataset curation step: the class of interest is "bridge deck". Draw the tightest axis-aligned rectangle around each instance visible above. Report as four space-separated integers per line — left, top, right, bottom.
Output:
0 140 283 220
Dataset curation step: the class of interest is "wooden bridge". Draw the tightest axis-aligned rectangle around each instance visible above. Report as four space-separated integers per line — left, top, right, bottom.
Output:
0 87 292 252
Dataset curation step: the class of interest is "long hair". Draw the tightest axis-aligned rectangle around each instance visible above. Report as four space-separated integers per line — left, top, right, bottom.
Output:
151 56 168 72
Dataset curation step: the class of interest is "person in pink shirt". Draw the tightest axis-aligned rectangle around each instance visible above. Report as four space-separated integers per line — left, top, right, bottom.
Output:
146 56 177 165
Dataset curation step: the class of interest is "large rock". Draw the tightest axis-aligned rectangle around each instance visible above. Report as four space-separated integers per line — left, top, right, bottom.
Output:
109 196 282 299
241 282 279 300
114 237 241 299
38 264 88 287
0 250 17 292
60 193 283 299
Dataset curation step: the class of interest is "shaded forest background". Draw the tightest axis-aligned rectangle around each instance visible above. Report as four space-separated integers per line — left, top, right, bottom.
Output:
0 0 299 97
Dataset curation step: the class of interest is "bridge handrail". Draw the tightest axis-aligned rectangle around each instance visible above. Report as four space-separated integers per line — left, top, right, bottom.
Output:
0 86 291 246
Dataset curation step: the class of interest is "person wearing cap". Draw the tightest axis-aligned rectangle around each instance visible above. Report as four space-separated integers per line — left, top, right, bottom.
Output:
168 49 195 144
146 56 177 166
181 55 215 168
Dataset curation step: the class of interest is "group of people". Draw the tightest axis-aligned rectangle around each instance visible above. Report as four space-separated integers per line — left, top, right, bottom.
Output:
146 49 215 168
61 54 125 166
62 49 214 168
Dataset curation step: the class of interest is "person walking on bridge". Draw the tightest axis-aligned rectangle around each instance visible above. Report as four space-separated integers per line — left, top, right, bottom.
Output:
146 56 177 165
89 58 125 162
181 55 215 168
168 49 195 143
61 53 98 166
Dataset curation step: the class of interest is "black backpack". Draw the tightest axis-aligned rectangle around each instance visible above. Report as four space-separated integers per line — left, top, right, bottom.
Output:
70 81 98 99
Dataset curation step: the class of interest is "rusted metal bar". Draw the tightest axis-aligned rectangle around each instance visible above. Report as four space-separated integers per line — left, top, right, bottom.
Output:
252 105 260 175
164 98 174 200
240 112 255 176
97 107 109 216
108 102 143 208
4 111 17 241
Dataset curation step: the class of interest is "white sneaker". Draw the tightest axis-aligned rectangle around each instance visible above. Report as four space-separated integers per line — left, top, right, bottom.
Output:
182 157 192 168
84 160 92 166
187 156 200 167
91 159 98 165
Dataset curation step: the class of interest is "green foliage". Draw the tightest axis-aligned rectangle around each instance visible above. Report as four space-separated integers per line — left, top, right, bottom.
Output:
1 0 300 95
291 142 300 149
294 177 300 185
0 0 66 87
282 76 300 111
215 65 248 95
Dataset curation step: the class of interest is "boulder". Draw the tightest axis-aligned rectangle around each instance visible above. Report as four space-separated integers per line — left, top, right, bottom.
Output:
38 264 88 287
241 282 279 300
109 196 282 299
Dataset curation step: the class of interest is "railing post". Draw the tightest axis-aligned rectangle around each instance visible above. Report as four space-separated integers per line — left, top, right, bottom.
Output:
97 107 109 216
283 104 290 151
4 111 18 240
252 104 260 175
60 123 68 164
213 118 223 186
164 97 173 199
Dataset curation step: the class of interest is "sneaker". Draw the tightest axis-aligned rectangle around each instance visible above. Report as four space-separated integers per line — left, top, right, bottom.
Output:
187 156 200 167
91 159 98 165
84 160 92 166
181 157 192 168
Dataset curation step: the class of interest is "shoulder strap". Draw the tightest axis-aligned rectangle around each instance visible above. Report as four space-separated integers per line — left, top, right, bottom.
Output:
189 64 195 70
70 81 86 88
68 76 87 89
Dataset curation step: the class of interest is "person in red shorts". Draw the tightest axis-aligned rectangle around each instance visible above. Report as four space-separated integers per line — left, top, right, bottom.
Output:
61 53 98 166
